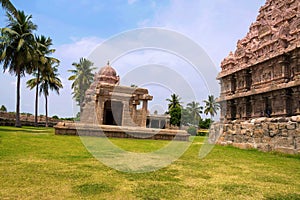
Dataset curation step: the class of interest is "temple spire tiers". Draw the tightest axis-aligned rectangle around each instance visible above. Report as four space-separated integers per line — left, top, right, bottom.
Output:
211 0 300 154
217 0 300 121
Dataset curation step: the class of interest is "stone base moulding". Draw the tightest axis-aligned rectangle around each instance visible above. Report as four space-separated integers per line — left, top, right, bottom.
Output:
54 122 190 141
209 115 300 154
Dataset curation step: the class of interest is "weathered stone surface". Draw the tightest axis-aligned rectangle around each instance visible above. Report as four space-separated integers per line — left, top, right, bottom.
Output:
210 118 300 154
286 123 296 130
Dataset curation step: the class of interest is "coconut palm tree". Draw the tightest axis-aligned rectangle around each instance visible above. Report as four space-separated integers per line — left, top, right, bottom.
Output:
27 35 58 126
203 95 220 118
0 10 37 127
39 63 63 127
166 94 182 110
186 101 203 126
0 0 18 18
68 57 95 111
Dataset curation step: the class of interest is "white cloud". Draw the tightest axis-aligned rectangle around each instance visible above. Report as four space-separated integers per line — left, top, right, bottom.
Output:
54 36 103 64
138 0 264 67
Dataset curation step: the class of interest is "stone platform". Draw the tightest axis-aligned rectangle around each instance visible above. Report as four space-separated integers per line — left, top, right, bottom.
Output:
209 116 300 154
54 122 190 141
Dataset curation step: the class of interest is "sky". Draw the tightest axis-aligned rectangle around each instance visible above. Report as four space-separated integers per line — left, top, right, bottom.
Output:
0 0 265 118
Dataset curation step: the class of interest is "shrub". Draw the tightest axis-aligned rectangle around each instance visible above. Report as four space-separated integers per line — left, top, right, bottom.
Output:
0 105 7 112
187 126 197 136
197 130 208 136
52 115 59 119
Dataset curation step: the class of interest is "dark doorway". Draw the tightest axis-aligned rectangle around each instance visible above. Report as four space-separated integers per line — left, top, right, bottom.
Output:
103 100 123 126
264 97 272 117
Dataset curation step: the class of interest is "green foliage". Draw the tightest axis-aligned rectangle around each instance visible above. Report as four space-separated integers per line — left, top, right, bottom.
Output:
187 126 197 136
169 106 181 126
68 58 95 108
52 115 59 119
203 95 220 117
166 93 182 110
74 112 80 121
0 105 7 112
0 10 37 127
199 118 213 129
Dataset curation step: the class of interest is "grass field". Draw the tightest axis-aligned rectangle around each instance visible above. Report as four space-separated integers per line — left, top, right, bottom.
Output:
0 126 300 199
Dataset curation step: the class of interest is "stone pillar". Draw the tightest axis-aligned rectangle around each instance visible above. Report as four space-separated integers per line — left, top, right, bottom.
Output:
98 99 105 125
240 98 247 119
229 74 236 94
132 103 137 125
141 100 148 127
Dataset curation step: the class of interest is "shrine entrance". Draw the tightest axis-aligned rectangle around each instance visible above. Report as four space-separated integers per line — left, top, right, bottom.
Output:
103 100 123 126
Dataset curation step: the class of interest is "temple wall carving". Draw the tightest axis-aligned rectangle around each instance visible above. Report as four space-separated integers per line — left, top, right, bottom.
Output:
214 0 300 154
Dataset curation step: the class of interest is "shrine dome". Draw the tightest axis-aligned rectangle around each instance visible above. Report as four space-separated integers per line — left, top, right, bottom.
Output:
98 62 120 85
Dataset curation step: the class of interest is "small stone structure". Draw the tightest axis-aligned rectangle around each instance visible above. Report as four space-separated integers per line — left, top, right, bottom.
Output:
211 0 300 154
55 62 189 141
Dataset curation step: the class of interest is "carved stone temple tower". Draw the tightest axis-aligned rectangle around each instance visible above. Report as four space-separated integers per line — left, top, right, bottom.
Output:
210 0 300 154
217 0 300 122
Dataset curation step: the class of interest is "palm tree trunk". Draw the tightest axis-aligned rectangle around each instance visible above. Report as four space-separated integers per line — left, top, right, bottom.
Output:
45 94 48 127
34 69 40 127
15 71 21 127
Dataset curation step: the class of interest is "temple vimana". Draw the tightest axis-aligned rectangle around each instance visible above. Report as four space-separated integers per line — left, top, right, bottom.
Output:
210 0 300 154
218 0 300 121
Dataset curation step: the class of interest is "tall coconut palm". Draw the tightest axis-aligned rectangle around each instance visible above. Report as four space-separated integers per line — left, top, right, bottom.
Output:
203 95 220 118
186 101 203 126
39 63 63 127
27 35 58 126
68 57 95 111
166 94 182 110
0 0 18 18
0 10 37 127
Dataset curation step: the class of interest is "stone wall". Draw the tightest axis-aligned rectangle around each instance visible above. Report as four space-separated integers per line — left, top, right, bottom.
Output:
0 111 61 127
209 115 300 154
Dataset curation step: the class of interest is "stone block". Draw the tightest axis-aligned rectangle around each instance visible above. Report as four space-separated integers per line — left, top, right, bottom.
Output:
269 123 278 130
262 123 269 130
287 123 296 130
278 123 286 130
269 130 278 137
274 147 296 154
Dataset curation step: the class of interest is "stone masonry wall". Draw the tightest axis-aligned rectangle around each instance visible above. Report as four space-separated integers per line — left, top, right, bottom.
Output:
209 115 300 154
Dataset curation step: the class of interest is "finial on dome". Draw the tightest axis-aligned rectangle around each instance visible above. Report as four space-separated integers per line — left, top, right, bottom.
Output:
107 61 110 65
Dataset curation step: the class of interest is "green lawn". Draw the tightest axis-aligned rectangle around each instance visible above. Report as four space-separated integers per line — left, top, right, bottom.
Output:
0 126 300 200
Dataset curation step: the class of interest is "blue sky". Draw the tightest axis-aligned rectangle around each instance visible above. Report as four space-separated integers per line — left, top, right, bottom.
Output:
0 0 265 117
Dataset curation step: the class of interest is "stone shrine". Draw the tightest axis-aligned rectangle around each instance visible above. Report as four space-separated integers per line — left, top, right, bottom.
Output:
55 62 189 141
211 0 300 154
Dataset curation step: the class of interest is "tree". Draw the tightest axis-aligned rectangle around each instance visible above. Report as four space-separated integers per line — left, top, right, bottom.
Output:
203 95 220 118
198 118 212 129
68 58 95 111
166 94 182 127
169 106 181 127
0 0 18 18
0 105 7 112
0 10 37 127
186 101 203 127
39 63 63 127
166 94 182 110
27 35 58 126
